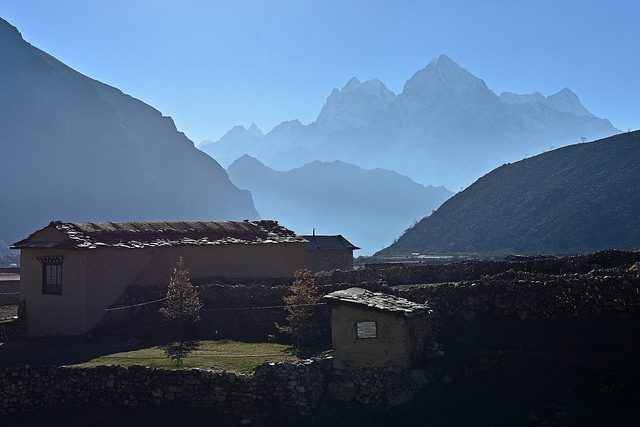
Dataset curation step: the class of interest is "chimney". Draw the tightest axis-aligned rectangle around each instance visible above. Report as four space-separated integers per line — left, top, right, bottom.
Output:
313 228 315 236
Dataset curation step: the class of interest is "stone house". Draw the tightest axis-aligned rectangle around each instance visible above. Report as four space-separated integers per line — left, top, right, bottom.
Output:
11 220 308 337
300 233 359 273
323 287 432 369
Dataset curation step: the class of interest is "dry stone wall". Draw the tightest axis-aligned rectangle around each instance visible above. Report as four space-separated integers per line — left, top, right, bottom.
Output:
321 250 639 286
0 291 18 306
394 268 640 323
0 357 332 417
0 358 435 416
115 250 640 340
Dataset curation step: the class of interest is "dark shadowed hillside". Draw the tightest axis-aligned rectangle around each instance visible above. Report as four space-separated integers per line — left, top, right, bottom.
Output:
378 131 640 257
0 18 257 250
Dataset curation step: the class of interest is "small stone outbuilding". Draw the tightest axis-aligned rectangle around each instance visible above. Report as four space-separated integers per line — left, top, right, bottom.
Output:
324 287 432 369
300 234 359 273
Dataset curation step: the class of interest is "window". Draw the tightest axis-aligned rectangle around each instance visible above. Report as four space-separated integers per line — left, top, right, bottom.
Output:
37 256 63 295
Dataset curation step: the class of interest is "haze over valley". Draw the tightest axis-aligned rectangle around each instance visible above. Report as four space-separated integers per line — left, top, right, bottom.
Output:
200 55 618 191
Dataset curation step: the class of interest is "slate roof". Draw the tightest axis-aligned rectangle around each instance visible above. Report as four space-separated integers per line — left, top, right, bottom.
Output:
300 235 360 251
323 287 430 317
11 220 307 250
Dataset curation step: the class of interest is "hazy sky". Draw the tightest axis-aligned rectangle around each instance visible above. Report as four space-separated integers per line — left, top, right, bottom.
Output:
3 1 639 144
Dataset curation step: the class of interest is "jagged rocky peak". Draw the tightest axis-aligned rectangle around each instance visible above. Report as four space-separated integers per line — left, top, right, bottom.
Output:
223 124 263 140
344 76 361 90
500 88 594 117
315 76 396 131
340 76 396 101
401 53 493 99
247 122 264 137
500 91 546 104
545 88 593 117
269 119 305 136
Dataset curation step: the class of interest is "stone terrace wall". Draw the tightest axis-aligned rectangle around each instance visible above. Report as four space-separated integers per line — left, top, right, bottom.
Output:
320 250 639 286
0 292 19 307
118 281 389 340
392 268 640 332
110 250 640 340
0 357 332 417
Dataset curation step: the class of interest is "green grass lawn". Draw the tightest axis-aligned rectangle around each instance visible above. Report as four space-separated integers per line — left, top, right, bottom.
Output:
77 339 300 371
0 338 327 373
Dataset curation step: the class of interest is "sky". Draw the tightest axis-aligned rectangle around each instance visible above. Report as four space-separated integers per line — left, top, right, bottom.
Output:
2 1 639 145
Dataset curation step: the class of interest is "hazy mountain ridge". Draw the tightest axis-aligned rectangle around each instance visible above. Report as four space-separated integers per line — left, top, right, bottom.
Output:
227 156 453 255
0 18 258 250
199 54 619 190
378 131 640 257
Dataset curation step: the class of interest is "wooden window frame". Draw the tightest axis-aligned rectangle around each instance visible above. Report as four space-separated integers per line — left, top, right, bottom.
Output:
41 260 63 295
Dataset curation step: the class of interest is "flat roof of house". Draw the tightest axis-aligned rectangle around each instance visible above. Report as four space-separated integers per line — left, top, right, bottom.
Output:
11 220 307 250
0 272 19 282
323 287 430 317
300 234 360 251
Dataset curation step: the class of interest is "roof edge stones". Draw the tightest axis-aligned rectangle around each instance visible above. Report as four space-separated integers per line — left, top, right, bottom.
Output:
323 287 430 317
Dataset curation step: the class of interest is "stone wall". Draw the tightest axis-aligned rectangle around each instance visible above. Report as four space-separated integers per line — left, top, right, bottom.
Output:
101 250 640 342
326 365 433 407
0 357 332 417
308 250 353 274
0 291 19 306
390 268 640 333
0 357 437 416
322 249 639 286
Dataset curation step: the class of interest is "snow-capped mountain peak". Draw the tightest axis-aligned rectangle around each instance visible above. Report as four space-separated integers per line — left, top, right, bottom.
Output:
199 54 619 189
500 88 594 117
314 76 396 132
401 54 493 102
500 92 546 104
544 88 593 117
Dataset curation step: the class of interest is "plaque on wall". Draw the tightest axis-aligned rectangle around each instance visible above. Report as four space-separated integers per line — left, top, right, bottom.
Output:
356 321 377 338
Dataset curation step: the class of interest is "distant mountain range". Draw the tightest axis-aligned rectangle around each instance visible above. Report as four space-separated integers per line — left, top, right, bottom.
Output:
199 54 619 191
0 18 257 251
227 156 453 255
378 131 640 257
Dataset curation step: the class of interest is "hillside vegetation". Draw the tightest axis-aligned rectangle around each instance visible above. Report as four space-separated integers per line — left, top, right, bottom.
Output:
379 131 640 257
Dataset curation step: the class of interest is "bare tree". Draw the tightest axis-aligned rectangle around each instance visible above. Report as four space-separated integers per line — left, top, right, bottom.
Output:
160 257 203 335
277 268 321 344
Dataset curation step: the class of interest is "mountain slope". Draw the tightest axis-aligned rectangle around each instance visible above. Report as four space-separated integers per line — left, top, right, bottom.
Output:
227 156 453 255
378 131 640 257
200 55 619 190
0 18 257 250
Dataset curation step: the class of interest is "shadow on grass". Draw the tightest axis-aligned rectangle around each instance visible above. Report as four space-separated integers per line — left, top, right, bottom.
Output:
159 340 201 367
0 336 150 368
284 335 332 359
